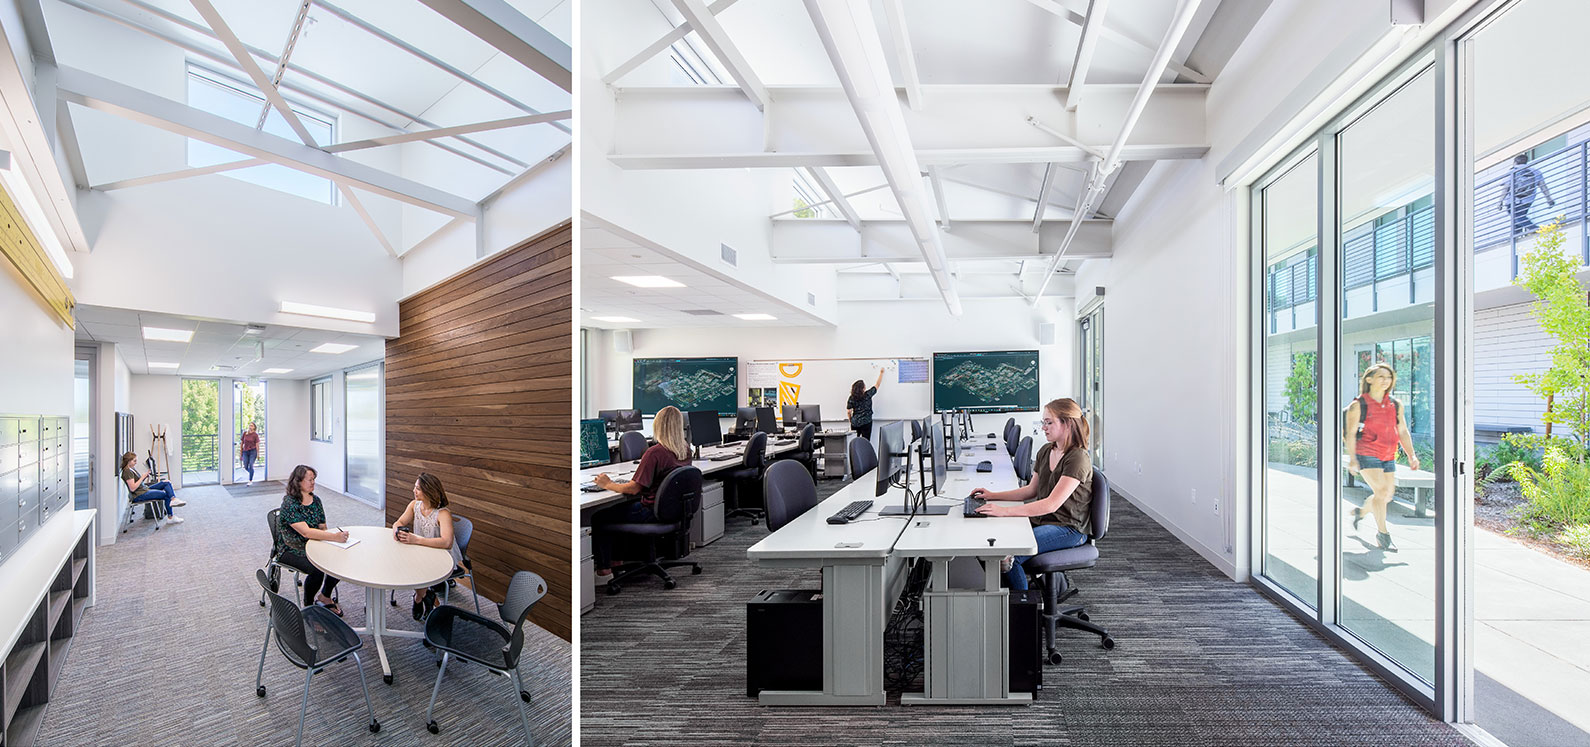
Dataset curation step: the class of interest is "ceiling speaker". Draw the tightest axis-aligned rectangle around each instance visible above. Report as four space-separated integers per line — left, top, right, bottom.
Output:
1038 322 1056 346
613 329 633 353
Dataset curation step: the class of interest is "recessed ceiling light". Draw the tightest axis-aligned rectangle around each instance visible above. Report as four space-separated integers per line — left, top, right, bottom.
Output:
310 342 358 354
611 275 684 288
142 327 193 343
280 301 376 323
591 316 640 323
733 313 777 321
263 368 293 374
147 362 180 370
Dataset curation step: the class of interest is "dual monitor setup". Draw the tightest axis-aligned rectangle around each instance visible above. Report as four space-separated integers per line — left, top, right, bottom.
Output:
868 411 976 517
577 405 823 469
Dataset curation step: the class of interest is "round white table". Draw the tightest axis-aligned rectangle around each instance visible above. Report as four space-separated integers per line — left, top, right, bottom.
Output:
306 525 454 684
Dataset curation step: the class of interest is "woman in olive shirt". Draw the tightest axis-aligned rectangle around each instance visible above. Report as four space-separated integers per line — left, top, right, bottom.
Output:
971 398 1094 590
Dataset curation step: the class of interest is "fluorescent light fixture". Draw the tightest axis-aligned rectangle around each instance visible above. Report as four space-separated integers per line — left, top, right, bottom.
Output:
733 313 777 321
142 327 194 343
263 368 293 374
147 362 180 370
591 316 640 323
280 301 376 323
310 342 358 354
347 372 379 381
611 276 684 288
0 158 73 279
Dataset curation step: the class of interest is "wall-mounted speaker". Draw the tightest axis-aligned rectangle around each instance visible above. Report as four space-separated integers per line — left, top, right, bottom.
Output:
1038 322 1056 346
614 329 633 353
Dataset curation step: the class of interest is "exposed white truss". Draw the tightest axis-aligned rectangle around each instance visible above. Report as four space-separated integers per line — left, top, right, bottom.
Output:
771 219 1111 264
415 0 572 93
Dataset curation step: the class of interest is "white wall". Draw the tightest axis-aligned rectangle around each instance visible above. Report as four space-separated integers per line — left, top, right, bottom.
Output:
91 342 131 543
267 378 309 482
0 267 74 417
127 374 181 488
306 369 347 496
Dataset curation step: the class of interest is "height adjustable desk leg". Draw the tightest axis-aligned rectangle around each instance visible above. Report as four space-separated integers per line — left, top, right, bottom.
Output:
903 556 1030 706
759 562 887 706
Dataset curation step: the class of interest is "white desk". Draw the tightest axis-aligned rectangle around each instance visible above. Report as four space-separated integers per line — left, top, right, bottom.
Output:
306 525 454 683
745 434 1035 707
576 438 803 515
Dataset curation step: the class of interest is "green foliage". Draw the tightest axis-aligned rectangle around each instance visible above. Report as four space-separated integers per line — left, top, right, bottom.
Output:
1559 524 1590 559
1507 440 1590 535
1268 437 1318 468
1477 434 1545 482
792 197 816 219
1512 219 1590 459
181 379 219 437
1284 352 1318 425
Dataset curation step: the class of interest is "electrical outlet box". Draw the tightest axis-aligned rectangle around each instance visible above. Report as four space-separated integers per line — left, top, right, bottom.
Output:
1191 488 1197 504
1134 461 1142 475
1213 499 1220 515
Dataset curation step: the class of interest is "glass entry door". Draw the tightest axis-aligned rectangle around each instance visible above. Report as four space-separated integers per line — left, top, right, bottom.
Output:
232 380 266 483
181 379 220 485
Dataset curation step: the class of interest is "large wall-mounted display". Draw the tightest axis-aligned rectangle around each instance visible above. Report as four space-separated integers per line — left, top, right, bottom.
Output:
633 357 738 416
932 351 1041 413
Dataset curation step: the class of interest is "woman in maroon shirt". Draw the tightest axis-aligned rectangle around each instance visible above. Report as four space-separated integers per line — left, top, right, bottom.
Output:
591 406 692 575
240 423 260 485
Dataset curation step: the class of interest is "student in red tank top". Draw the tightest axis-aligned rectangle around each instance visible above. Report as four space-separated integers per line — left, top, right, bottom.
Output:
1343 363 1421 552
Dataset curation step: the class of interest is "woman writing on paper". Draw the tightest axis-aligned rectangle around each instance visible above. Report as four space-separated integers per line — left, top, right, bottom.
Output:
847 368 885 441
276 465 346 614
970 398 1094 591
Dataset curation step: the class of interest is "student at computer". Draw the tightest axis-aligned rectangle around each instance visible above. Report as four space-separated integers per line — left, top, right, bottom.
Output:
847 368 885 440
970 398 1093 590
590 406 693 576
276 465 347 614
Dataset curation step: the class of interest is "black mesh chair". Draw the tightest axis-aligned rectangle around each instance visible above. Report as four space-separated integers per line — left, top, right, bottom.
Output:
424 570 548 742
725 431 768 524
387 514 482 615
603 466 703 595
619 430 648 461
1013 436 1034 486
260 508 302 607
848 436 877 480
763 460 820 532
253 570 379 746
786 423 818 479
1004 420 1021 457
1020 467 1115 665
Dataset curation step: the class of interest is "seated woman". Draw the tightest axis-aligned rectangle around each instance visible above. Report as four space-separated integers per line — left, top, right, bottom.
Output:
275 465 346 614
970 398 1094 590
392 472 465 620
119 452 184 524
590 406 692 576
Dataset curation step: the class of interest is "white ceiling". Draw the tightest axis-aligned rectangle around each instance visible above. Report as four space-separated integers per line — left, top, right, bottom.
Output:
580 224 827 330
74 304 385 378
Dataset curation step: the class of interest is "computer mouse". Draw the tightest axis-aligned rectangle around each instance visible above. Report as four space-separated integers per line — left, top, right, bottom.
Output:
632 459 641 465
985 444 996 450
987 433 995 438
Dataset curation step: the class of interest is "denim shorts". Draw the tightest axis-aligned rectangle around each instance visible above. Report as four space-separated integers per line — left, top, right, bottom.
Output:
1357 454 1397 473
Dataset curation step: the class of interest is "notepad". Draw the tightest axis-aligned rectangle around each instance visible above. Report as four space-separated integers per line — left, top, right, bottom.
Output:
324 538 360 550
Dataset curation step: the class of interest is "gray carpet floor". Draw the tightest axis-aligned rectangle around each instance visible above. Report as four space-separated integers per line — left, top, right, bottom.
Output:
580 479 1475 746
37 481 571 746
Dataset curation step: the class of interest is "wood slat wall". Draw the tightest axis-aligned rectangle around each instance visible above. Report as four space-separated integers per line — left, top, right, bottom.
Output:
386 220 572 641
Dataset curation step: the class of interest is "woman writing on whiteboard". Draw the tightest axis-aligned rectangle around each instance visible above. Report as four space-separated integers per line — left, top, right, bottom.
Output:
970 398 1094 591
847 368 885 441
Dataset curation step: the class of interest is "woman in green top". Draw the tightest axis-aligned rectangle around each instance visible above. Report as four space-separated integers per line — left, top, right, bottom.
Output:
119 452 184 524
970 398 1094 590
276 465 346 614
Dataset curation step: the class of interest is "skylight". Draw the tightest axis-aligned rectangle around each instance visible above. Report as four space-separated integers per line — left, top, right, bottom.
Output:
185 65 338 205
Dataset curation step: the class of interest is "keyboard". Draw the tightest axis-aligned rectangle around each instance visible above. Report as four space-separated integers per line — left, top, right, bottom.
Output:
580 482 603 493
826 500 874 525
964 495 989 518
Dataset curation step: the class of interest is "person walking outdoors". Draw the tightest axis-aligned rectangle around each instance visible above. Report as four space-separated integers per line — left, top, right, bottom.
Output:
241 422 260 485
1344 363 1420 552
1499 153 1555 235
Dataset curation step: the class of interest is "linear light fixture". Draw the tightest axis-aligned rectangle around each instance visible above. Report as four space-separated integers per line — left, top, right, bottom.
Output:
142 327 194 343
280 301 377 323
611 276 684 288
310 342 358 354
147 362 180 369
733 313 777 321
591 316 640 323
346 372 379 380
263 367 293 374
0 155 73 279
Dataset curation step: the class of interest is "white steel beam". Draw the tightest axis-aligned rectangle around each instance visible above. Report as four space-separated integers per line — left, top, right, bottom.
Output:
1032 163 1058 232
611 144 1205 170
57 66 480 220
188 0 319 146
610 84 1206 166
927 166 951 231
324 112 571 153
668 0 769 110
93 159 264 190
55 101 89 189
0 55 90 255
838 271 1075 302
769 182 889 218
602 0 741 85
254 0 311 129
772 219 1112 263
416 0 572 92
803 167 861 230
1064 0 1110 110
1023 0 1210 84
879 0 922 110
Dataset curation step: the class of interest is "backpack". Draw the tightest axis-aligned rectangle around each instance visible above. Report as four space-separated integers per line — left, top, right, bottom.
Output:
1343 394 1399 436
1510 167 1540 201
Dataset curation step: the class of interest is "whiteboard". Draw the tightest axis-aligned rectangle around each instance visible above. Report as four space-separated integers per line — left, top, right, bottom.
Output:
746 358 929 422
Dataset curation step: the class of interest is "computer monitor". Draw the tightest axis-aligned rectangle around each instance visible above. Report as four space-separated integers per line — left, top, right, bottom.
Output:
613 409 643 433
874 421 905 499
734 407 757 434
781 405 799 428
929 422 946 496
598 409 620 432
579 419 609 468
755 406 777 434
686 409 722 449
798 404 821 427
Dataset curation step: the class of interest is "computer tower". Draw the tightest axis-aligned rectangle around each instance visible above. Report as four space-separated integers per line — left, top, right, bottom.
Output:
745 589 822 697
1009 590 1042 696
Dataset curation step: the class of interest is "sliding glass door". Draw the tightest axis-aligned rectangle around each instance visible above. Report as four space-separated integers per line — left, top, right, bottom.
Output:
232 380 266 483
344 363 383 505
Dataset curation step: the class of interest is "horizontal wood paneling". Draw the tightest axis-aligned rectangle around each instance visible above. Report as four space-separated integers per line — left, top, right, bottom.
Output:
386 220 572 641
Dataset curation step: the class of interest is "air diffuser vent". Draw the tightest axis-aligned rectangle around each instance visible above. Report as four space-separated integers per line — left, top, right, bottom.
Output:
721 243 737 266
807 293 817 306
683 309 723 316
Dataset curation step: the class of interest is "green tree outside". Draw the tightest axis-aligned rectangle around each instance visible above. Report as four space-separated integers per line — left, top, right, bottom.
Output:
1284 351 1318 425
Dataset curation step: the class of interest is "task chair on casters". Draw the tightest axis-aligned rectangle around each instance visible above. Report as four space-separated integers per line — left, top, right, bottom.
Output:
848 436 878 480
603 466 704 595
253 570 379 746
1004 419 1021 458
788 423 818 480
387 514 482 615
1013 436 1034 486
619 430 648 461
1020 467 1114 665
725 431 768 524
763 460 820 532
424 570 547 743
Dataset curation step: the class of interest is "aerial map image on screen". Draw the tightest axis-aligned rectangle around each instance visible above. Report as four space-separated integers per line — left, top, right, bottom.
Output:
633 357 738 415
933 351 1040 412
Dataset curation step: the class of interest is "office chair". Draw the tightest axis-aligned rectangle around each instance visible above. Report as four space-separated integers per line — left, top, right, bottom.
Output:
253 570 380 746
1013 436 1034 486
261 508 302 607
725 431 768 524
387 515 482 615
909 418 922 443
763 460 820 532
1004 420 1021 457
603 466 704 594
424 571 546 743
122 490 167 532
787 423 818 480
619 430 648 461
1021 467 1115 665
848 436 878 480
